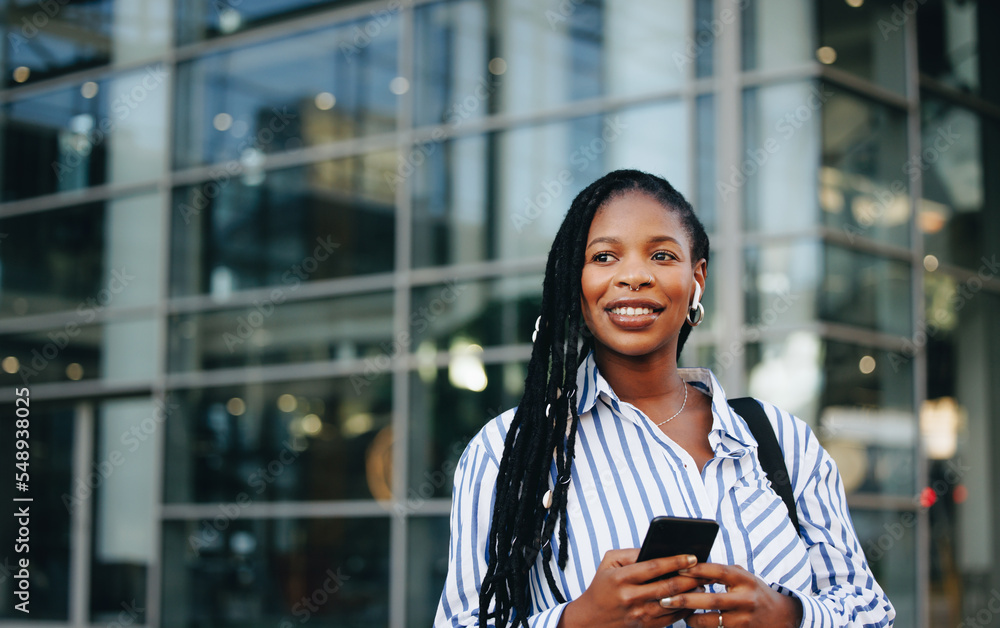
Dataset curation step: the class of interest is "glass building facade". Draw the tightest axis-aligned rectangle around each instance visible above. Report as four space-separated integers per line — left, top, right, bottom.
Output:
0 0 997 626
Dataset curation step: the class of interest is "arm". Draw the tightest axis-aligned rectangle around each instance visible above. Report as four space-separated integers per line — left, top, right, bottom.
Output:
433 435 568 627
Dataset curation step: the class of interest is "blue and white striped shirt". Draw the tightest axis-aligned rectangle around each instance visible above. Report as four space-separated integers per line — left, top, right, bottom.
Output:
435 352 894 627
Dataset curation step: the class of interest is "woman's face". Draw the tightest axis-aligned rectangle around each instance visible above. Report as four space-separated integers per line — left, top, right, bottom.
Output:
580 192 706 361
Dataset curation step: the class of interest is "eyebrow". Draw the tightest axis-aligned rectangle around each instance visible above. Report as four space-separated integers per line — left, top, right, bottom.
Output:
586 235 683 248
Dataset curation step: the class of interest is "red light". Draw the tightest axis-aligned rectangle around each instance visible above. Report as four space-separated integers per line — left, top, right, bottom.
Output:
919 487 937 508
953 484 968 504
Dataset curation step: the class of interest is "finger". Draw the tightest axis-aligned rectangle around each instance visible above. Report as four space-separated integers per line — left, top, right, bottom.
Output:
645 575 703 600
677 562 754 587
684 611 727 628
597 548 641 569
627 553 698 583
657 591 742 611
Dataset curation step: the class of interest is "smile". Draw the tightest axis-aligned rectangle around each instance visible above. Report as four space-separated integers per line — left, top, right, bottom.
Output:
609 307 655 316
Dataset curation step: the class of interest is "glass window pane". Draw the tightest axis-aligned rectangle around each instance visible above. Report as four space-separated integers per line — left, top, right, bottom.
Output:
413 0 689 125
747 336 916 497
161 517 389 628
175 0 369 45
917 0 983 98
412 101 689 268
407 516 449 628
1 317 158 386
170 153 395 297
173 22 397 169
1 194 162 318
164 376 391 503
91 398 158 623
0 402 74 620
743 240 822 331
743 82 821 233
168 292 393 372
1 0 169 87
410 275 542 353
919 98 985 269
408 362 524 499
695 94 716 232
821 85 910 247
1 68 169 200
817 0 907 94
742 0 814 72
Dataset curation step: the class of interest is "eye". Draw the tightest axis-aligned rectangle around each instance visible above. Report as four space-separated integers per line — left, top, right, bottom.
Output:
652 251 677 261
591 252 616 263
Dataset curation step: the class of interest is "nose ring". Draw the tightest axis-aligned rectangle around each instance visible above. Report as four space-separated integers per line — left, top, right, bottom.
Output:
628 274 653 291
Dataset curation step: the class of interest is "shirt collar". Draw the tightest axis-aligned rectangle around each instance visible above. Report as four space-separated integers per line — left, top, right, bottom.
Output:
574 350 757 450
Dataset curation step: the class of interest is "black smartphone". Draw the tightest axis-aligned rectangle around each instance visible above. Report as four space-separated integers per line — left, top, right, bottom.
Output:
635 516 720 581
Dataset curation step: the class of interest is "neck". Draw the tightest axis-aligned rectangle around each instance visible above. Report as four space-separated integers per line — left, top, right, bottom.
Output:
592 344 685 404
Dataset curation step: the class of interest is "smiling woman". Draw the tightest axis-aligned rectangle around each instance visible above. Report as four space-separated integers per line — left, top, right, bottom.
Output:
434 170 895 628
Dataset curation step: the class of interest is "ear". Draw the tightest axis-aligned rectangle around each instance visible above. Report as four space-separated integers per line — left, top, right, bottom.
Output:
691 259 707 307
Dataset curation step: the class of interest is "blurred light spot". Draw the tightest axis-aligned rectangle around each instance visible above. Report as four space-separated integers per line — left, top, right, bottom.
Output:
2 356 19 374
66 363 84 380
389 76 409 95
449 342 487 392
343 413 373 437
488 57 507 75
230 119 249 138
227 397 246 416
81 81 99 99
921 397 962 460
70 114 94 135
13 66 30 83
953 484 967 504
923 254 939 272
846 0 863 7
219 8 242 33
301 413 322 436
314 91 336 110
816 46 838 64
858 355 876 374
213 112 233 131
919 486 937 508
365 426 393 500
277 393 297 412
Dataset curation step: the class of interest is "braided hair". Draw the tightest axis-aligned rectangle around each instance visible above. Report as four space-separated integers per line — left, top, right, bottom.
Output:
479 170 710 626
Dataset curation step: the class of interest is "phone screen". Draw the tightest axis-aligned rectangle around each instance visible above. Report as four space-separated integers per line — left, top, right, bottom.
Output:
635 516 719 581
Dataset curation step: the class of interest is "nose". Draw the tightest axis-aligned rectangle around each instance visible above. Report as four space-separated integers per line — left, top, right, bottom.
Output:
616 262 653 291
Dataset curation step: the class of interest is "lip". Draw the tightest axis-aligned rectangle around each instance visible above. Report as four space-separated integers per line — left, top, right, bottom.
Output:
604 298 664 329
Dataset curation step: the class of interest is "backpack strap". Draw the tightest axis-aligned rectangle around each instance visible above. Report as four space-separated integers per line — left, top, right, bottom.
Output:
728 397 801 536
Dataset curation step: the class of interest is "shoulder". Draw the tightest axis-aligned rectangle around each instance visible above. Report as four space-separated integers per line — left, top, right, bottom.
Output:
459 407 518 471
736 397 830 494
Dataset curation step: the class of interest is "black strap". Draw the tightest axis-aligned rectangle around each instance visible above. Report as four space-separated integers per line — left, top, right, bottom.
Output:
728 397 801 536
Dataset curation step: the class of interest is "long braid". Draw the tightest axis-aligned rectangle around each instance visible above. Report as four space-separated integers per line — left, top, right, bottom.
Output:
479 170 710 626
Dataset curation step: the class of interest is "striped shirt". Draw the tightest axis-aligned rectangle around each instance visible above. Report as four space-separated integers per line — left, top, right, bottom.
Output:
434 352 895 627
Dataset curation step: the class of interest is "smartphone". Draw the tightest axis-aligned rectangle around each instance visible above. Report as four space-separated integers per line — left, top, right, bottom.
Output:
635 515 720 581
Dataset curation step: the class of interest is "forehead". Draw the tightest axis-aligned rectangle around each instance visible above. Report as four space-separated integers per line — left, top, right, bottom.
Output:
587 192 689 246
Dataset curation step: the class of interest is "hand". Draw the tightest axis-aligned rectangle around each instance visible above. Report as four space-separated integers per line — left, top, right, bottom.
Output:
656 563 803 628
557 549 707 628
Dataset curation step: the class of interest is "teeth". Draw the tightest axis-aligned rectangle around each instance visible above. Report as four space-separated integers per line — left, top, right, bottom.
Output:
611 307 653 316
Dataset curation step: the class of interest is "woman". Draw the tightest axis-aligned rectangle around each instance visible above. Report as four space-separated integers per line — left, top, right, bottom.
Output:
435 170 894 627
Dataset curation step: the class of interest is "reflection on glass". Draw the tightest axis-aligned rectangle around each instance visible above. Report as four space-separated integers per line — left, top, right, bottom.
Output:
410 275 541 352
164 377 391 503
1 69 168 200
170 153 396 297
0 318 158 386
176 0 367 45
412 102 689 268
1 0 169 87
917 0 982 97
414 0 687 125
747 337 915 497
91 398 158 622
0 403 74 620
407 516 449 628
167 292 393 372
695 94 716 232
819 245 912 337
408 362 524 499
919 97 985 269
821 85 910 247
742 0 813 71
817 0 907 94
743 82 821 233
173 21 397 169
852 508 917 628
161 517 389 628
744 240 821 331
